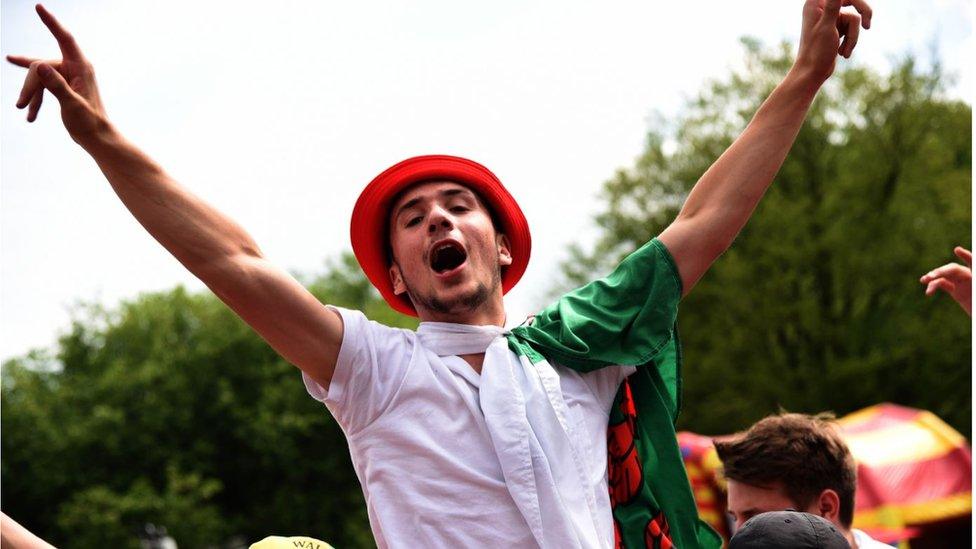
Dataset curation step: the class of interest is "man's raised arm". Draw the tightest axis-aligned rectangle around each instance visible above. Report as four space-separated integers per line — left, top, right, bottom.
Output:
658 0 872 295
7 5 342 388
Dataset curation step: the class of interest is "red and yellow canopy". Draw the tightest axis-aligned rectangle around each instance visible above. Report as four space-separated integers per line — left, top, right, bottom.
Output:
838 403 971 532
677 403 971 544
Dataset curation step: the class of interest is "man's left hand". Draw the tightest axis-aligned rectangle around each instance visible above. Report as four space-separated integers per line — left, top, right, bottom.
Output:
795 0 873 85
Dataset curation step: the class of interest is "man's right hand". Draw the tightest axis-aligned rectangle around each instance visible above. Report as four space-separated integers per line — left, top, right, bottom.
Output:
7 4 109 146
6 4 344 390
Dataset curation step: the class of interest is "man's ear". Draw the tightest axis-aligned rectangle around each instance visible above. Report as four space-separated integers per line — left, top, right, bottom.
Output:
389 263 407 295
497 233 513 267
815 489 841 524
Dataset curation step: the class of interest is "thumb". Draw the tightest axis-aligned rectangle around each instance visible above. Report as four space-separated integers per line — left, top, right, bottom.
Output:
36 63 80 104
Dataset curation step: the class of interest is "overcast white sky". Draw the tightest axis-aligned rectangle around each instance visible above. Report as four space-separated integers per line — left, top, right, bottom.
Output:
1 0 972 361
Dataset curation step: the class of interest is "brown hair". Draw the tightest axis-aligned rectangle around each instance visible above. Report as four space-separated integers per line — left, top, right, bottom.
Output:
713 412 857 528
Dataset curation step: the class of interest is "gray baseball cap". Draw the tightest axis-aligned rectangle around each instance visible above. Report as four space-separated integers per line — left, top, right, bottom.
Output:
729 510 850 549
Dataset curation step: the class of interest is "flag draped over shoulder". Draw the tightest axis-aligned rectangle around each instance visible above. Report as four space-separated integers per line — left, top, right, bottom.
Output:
507 239 721 549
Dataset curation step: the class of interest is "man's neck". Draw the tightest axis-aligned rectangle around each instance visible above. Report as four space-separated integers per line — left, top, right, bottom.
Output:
417 299 506 327
458 353 486 374
416 296 506 374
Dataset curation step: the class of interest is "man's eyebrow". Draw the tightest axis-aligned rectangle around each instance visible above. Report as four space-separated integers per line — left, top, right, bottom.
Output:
395 187 476 220
395 196 423 220
440 188 471 198
434 187 480 204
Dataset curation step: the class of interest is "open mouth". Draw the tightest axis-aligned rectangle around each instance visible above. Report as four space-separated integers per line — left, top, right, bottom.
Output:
430 241 468 274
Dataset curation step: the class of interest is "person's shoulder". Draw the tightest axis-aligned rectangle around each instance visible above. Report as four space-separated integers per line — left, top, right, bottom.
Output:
330 305 418 356
333 306 415 334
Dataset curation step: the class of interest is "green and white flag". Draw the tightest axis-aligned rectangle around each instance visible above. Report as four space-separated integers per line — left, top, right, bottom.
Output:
420 239 720 548
506 239 721 549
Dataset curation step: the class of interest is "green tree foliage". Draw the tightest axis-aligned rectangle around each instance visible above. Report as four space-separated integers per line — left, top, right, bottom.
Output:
561 40 971 436
2 253 417 548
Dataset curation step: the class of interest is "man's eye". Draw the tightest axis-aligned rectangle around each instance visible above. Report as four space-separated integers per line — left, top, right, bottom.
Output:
450 206 468 213
405 216 422 227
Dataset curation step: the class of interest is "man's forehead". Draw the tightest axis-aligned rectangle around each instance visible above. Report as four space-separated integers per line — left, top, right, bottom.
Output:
396 180 475 202
390 181 481 214
726 479 793 508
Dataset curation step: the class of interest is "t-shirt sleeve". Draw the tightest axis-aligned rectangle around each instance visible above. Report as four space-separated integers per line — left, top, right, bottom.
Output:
301 306 414 434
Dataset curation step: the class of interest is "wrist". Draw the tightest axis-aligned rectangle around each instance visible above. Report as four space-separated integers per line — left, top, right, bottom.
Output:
77 116 122 157
783 64 825 101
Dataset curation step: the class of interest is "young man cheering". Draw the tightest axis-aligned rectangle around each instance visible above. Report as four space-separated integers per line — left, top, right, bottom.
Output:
9 1 872 547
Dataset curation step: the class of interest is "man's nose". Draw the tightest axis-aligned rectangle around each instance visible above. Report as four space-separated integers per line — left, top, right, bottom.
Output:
427 206 454 233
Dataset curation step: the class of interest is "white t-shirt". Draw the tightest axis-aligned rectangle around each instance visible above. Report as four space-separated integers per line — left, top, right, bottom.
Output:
852 528 894 548
302 307 634 548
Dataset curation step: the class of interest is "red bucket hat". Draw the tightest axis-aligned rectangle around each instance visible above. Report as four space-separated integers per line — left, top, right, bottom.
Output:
351 155 531 317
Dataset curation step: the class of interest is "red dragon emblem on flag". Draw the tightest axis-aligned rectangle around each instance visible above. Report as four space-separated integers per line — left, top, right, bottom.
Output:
608 380 674 549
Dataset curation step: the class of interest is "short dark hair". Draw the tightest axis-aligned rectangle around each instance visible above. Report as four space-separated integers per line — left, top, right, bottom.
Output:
713 412 857 528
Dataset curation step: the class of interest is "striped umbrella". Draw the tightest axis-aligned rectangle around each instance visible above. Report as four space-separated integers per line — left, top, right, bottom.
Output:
837 403 971 538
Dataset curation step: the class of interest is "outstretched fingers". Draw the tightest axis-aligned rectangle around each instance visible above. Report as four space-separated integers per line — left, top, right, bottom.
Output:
6 54 42 68
36 4 85 61
844 0 872 29
920 263 970 284
821 0 872 30
16 60 81 117
27 89 44 122
926 278 956 297
954 247 972 267
16 62 45 110
33 62 82 105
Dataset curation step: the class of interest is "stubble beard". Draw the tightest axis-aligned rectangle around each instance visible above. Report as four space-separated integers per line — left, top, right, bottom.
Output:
400 261 502 316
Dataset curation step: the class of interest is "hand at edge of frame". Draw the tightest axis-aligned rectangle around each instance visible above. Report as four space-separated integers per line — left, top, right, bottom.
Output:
794 0 873 86
920 247 972 316
7 4 111 146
